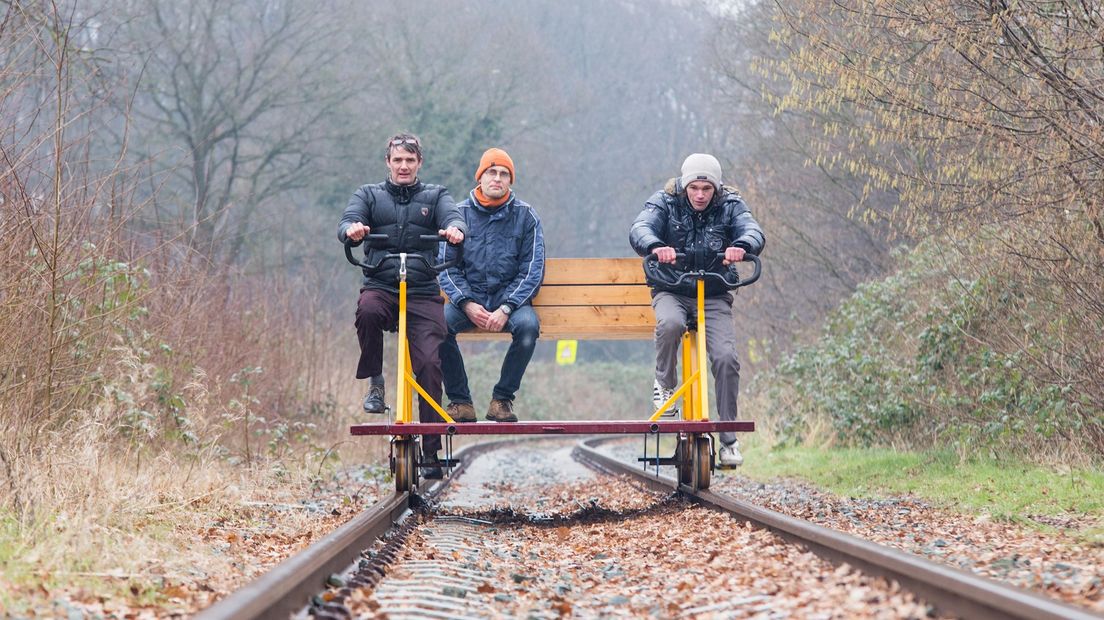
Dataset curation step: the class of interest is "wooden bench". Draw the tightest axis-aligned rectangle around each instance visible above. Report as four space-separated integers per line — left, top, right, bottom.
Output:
457 257 655 340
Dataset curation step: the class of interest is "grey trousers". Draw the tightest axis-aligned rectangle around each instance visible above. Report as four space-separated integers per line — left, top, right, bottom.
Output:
652 291 742 445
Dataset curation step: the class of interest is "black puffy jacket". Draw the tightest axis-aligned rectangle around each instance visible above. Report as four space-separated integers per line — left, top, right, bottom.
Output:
629 178 765 297
338 179 466 296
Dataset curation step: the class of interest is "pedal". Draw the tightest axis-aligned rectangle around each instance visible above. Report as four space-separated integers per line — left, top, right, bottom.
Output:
636 456 681 466
416 458 460 468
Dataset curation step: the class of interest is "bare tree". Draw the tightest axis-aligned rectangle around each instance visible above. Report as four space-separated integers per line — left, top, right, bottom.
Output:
1 0 138 514
102 0 352 263
705 0 897 346
341 1 563 199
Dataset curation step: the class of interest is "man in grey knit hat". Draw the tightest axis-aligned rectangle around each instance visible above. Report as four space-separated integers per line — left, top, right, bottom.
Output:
628 153 765 467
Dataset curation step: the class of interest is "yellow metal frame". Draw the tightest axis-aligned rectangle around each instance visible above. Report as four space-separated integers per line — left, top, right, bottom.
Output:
649 279 709 422
393 254 455 425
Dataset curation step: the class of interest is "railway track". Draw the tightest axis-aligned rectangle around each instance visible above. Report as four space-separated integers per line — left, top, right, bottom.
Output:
196 438 1101 619
193 442 490 620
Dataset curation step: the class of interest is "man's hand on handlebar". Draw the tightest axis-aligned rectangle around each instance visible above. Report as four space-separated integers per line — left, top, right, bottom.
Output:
652 246 677 264
440 226 465 244
723 246 746 266
346 222 369 242
642 248 761 289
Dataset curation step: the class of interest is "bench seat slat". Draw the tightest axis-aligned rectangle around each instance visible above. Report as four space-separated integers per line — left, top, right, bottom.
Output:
462 305 655 340
537 305 654 330
463 326 653 340
533 284 652 306
540 258 645 285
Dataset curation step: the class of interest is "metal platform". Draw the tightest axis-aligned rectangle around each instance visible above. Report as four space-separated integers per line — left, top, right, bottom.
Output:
350 419 755 436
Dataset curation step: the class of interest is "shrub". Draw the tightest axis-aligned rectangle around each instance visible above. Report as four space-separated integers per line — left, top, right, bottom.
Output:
758 236 1100 463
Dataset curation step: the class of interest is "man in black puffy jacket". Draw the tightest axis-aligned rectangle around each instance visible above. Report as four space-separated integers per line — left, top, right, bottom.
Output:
629 153 764 468
338 133 466 476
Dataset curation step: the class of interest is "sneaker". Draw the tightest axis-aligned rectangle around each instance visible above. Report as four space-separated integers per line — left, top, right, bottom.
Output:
446 401 477 423
486 398 518 422
717 441 744 468
652 379 680 418
422 452 444 480
362 384 386 414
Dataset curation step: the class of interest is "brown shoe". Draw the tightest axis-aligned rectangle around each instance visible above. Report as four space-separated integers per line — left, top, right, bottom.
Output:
486 399 518 422
446 401 477 423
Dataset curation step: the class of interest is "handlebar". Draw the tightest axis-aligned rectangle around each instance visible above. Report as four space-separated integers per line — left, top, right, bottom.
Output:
643 251 761 289
344 232 463 275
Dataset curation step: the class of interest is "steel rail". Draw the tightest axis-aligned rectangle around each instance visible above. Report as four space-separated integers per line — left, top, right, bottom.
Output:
194 441 493 620
574 438 1101 620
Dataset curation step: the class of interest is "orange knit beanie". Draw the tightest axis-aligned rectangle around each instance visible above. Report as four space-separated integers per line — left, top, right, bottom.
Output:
474 148 515 183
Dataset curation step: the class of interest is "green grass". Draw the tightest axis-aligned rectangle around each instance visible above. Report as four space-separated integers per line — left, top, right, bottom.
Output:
734 439 1104 531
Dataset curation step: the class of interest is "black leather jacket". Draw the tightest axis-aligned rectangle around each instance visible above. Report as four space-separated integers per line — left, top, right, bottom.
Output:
338 179 466 296
629 178 765 297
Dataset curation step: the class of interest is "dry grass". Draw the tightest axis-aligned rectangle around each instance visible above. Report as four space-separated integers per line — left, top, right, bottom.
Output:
0 439 387 616
0 133 385 615
0 295 386 612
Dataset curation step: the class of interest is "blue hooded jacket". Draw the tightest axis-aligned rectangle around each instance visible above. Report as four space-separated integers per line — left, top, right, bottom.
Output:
438 190 545 311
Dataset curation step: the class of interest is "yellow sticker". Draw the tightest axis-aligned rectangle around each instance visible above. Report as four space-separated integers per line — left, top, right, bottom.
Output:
556 340 578 366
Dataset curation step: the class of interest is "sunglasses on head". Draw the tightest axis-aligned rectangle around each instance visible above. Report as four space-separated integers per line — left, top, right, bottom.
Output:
390 137 420 147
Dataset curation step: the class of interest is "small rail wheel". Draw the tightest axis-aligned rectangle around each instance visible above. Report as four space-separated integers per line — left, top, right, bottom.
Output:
393 438 416 493
675 436 693 485
693 435 712 490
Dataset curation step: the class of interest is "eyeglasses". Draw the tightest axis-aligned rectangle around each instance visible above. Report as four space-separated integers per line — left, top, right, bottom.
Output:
390 137 420 148
483 169 511 180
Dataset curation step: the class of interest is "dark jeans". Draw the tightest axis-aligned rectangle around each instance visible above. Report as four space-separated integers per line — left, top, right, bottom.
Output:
440 302 540 404
354 288 446 454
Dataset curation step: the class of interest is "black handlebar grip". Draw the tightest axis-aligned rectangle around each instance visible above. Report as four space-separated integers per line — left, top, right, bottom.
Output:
642 251 761 290
344 233 465 275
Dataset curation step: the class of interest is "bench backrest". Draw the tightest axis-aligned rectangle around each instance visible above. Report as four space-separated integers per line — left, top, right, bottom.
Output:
459 257 655 340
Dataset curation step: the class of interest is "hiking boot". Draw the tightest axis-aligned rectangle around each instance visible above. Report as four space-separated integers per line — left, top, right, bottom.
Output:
717 441 744 468
446 401 477 423
652 379 680 419
486 398 518 422
422 452 444 480
362 384 386 414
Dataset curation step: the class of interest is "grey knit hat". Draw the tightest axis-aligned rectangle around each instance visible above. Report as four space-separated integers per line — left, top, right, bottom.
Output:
680 153 722 191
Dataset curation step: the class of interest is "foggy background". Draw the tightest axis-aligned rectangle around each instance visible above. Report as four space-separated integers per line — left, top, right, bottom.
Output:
8 0 898 374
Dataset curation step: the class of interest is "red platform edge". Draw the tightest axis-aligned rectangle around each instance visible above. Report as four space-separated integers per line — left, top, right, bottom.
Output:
349 419 755 436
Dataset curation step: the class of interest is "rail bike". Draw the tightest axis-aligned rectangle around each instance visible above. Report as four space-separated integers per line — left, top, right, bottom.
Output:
345 237 761 493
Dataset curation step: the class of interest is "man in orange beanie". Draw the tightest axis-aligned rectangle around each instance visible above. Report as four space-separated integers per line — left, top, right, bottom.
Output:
438 147 545 422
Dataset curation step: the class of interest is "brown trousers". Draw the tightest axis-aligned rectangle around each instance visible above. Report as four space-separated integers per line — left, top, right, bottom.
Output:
355 288 446 454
